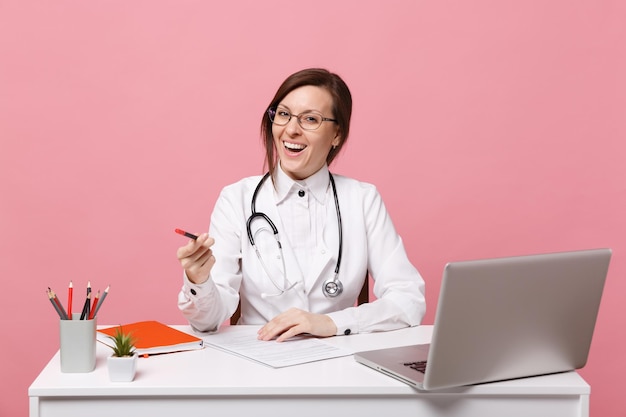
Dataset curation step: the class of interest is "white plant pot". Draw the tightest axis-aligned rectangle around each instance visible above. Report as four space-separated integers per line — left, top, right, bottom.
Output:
107 354 138 382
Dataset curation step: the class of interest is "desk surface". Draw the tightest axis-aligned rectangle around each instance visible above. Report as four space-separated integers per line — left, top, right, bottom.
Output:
29 325 590 417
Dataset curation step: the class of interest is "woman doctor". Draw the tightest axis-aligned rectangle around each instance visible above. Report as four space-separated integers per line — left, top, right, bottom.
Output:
177 68 425 342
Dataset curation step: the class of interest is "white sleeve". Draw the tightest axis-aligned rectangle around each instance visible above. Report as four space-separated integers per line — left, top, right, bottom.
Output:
177 186 244 332
327 183 426 334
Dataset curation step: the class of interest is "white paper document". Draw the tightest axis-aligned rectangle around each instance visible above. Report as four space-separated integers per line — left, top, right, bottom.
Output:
203 326 353 368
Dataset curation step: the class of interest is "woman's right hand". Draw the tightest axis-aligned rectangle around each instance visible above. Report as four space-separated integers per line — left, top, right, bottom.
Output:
176 233 216 284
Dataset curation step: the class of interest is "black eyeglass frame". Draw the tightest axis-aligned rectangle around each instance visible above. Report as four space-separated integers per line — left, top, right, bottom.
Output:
267 107 337 131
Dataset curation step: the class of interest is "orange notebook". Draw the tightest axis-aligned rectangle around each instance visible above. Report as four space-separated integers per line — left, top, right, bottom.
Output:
97 321 204 355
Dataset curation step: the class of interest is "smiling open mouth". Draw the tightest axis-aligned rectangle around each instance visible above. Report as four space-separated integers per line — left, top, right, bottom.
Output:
283 141 307 153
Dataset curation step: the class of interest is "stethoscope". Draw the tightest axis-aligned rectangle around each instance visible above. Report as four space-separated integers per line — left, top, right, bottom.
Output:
246 172 344 298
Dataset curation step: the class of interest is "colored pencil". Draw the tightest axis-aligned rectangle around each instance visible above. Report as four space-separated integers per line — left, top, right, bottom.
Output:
47 289 66 320
88 291 100 320
48 288 68 320
67 281 73 319
79 292 91 320
93 285 109 317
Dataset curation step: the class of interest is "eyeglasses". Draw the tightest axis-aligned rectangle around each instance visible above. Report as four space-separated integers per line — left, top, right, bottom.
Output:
267 107 337 131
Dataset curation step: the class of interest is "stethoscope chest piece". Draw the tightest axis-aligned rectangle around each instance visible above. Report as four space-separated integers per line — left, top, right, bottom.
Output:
323 276 343 297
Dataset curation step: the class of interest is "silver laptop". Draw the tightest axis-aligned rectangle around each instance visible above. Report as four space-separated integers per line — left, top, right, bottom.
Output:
354 248 611 390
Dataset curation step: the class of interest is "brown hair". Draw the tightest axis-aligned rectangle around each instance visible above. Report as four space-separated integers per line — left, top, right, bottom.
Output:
260 68 352 177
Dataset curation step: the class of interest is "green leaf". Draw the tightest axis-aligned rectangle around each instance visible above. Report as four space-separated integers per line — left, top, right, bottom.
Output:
107 325 137 357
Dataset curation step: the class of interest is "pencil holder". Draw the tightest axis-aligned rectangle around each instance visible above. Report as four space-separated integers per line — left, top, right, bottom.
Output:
59 314 96 373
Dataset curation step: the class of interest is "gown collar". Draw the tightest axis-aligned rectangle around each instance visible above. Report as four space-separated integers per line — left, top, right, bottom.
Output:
273 163 331 205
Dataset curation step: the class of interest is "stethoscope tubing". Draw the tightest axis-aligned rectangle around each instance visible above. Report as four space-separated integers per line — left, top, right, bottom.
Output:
246 172 344 297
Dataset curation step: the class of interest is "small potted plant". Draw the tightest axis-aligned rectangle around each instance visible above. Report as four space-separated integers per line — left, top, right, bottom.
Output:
106 326 138 382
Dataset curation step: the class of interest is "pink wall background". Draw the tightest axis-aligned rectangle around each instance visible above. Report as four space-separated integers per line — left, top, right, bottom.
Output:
1 1 624 415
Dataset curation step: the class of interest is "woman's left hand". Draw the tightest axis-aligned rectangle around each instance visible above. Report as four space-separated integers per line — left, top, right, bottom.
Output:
257 308 337 342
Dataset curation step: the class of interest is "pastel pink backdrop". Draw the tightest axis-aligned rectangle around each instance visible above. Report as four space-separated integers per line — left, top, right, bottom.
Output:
1 1 624 416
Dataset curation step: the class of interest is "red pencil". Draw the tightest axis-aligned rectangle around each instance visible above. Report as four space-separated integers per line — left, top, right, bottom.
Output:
67 281 73 319
88 291 100 320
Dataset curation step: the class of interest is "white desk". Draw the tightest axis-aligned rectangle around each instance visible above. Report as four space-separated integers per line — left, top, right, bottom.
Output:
29 325 590 417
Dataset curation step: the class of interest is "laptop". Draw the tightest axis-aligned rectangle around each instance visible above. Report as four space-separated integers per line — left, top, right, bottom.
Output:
354 248 611 390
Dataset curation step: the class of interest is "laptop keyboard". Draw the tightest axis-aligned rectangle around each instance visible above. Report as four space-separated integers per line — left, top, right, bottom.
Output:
403 361 427 374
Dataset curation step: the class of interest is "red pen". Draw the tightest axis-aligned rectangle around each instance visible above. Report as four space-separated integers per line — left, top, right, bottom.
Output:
175 228 198 240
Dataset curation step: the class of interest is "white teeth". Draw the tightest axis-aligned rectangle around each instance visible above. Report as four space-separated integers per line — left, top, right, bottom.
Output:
284 141 306 150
